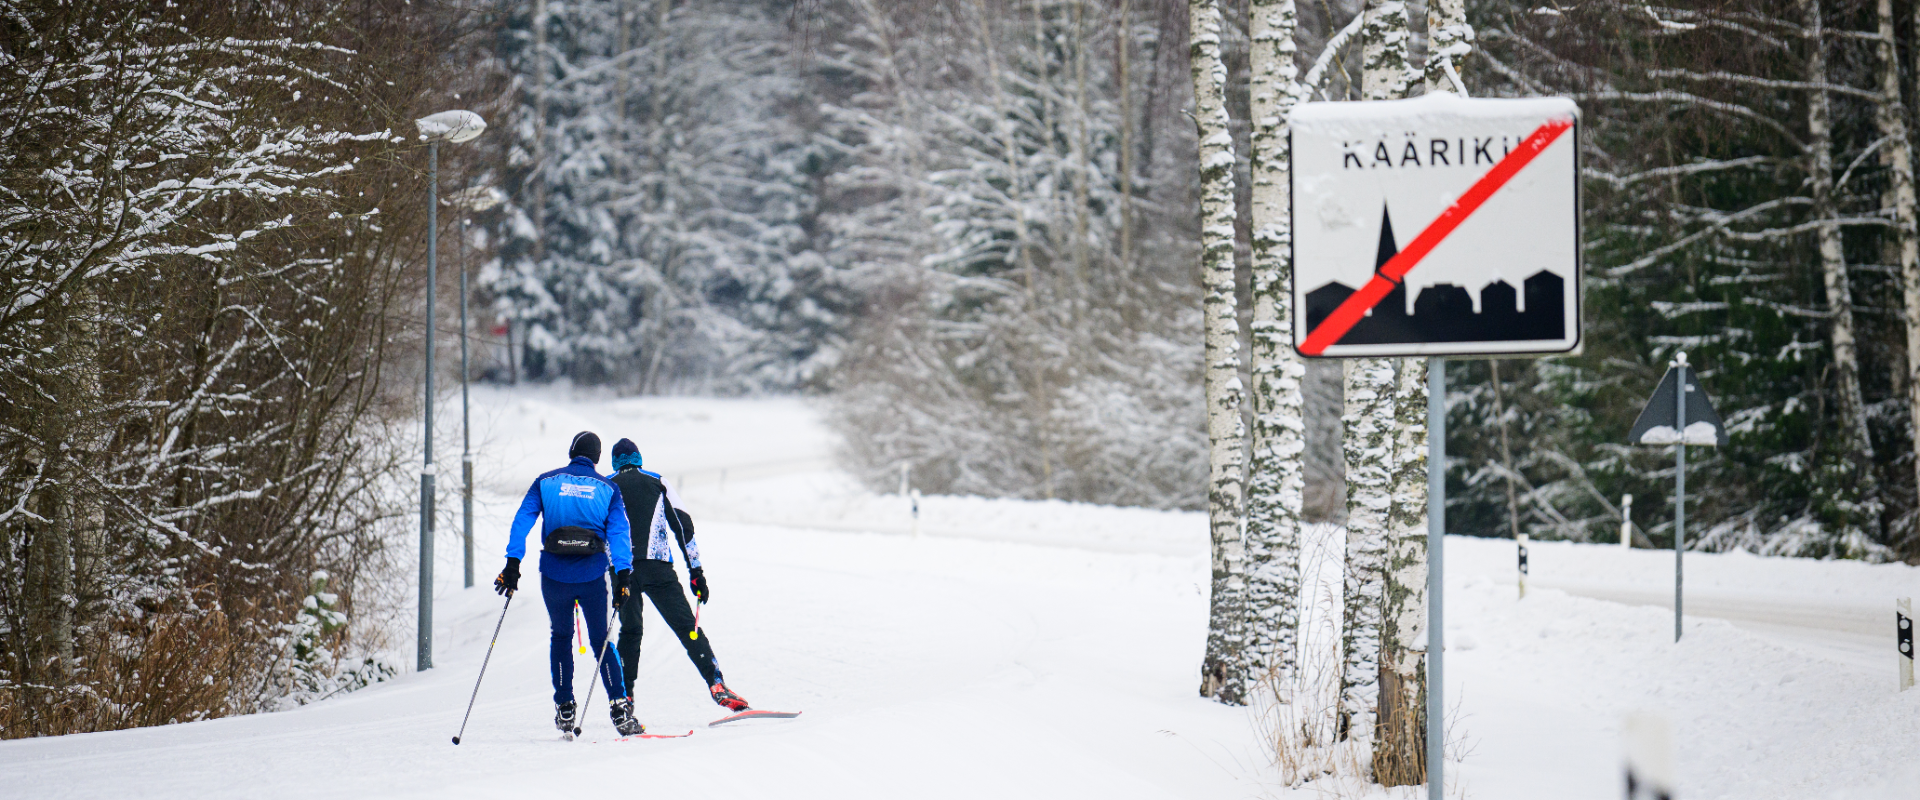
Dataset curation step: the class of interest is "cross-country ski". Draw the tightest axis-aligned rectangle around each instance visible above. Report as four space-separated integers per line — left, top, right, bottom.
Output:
596 731 695 742
708 709 803 727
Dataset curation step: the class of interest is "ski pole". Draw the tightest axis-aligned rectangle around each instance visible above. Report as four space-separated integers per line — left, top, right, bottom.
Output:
452 592 514 745
573 594 620 737
689 600 704 641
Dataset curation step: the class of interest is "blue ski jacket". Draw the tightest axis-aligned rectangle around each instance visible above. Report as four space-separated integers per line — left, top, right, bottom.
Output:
505 456 634 583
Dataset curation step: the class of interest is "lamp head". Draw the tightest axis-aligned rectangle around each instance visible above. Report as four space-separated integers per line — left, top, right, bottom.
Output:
445 185 504 211
415 110 487 143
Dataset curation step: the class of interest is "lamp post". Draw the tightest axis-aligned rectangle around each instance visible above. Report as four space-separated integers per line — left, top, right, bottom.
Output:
415 110 486 672
446 185 502 591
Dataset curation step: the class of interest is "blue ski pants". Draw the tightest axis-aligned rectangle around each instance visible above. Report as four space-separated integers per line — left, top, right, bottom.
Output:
541 574 625 705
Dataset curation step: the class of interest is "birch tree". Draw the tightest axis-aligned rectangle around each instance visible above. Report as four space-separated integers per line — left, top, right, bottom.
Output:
1338 356 1393 741
1194 0 1251 705
1422 0 1470 95
1335 0 1414 746
1378 0 1475 782
1879 0 1920 517
1376 354 1428 784
1802 0 1881 534
1243 0 1308 700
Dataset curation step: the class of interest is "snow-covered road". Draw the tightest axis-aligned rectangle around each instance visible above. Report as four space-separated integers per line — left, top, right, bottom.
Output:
4 387 1918 799
0 389 1256 800
1547 582 1886 671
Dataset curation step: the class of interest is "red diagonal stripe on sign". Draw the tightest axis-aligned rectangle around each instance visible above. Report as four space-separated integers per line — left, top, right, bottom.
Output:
1299 117 1574 356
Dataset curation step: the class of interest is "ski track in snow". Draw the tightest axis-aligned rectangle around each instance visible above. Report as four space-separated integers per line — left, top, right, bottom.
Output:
2 386 1917 799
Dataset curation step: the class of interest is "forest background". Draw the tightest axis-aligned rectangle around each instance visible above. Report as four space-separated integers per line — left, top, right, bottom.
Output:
4 0 1920 739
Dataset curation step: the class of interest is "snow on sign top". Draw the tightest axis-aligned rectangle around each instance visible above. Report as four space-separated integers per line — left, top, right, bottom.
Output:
1628 360 1728 447
1290 94 1581 357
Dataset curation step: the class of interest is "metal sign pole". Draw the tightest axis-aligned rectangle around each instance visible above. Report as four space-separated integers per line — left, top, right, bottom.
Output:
1674 354 1686 643
1427 357 1446 800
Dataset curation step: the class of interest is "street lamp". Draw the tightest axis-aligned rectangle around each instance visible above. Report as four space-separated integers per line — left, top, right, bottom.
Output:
445 185 502 591
415 109 486 673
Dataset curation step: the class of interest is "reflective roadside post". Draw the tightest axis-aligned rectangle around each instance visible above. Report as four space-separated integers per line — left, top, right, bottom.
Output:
1517 533 1529 599
1899 598 1913 692
1621 494 1634 548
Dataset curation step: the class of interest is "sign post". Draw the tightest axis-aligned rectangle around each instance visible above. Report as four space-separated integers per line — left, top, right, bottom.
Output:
1627 351 1727 643
1290 94 1582 800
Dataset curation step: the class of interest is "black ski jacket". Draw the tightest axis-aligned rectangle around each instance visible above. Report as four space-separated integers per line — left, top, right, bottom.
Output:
609 466 700 567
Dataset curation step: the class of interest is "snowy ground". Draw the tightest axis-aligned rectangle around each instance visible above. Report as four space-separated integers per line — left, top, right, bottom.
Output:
3 386 1918 799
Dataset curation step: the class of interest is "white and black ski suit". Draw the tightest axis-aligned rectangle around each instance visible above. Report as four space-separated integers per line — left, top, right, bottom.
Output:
608 466 722 695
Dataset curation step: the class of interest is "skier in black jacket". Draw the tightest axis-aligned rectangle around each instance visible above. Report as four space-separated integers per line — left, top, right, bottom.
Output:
605 437 750 712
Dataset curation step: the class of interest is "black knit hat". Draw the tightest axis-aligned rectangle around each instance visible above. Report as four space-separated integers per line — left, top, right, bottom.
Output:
568 431 602 464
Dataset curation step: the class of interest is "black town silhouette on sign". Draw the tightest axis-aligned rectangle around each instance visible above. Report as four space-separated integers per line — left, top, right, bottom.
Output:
1304 206 1566 346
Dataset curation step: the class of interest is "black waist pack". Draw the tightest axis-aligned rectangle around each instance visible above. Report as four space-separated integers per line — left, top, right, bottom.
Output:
542 525 605 556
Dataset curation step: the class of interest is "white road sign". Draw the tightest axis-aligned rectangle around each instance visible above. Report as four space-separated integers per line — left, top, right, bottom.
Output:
1290 94 1581 358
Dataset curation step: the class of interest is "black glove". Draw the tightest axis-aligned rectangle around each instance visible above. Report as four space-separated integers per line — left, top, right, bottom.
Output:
494 557 521 596
613 568 632 602
688 567 708 603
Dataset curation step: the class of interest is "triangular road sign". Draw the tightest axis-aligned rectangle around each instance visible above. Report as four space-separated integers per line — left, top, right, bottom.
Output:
1629 357 1727 447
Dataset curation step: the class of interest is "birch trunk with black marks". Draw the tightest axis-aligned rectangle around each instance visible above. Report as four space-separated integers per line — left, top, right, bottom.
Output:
1243 0 1307 700
1382 0 1473 781
1118 0 1135 270
1376 357 1428 785
1339 356 1393 741
1804 0 1879 535
1337 0 1412 747
1195 0 1251 706
1878 0 1920 516
1421 0 1470 95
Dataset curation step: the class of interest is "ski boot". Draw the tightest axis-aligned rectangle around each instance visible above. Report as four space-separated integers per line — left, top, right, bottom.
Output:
609 697 644 736
709 683 749 711
554 701 578 733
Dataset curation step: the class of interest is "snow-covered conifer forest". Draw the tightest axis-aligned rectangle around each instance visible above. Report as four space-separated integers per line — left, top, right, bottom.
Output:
6 0 1920 776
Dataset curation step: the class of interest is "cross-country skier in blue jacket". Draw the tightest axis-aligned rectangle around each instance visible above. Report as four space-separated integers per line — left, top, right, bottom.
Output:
492 431 643 736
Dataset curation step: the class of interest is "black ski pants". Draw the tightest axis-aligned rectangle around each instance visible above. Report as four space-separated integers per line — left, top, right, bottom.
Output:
616 559 722 696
